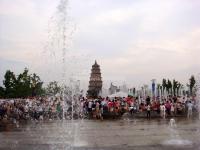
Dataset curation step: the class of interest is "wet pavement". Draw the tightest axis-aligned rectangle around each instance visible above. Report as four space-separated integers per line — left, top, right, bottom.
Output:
1 118 200 150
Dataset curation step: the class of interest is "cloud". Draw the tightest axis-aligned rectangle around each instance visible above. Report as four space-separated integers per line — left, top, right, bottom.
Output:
0 0 200 89
99 26 200 86
0 0 35 17
95 9 135 26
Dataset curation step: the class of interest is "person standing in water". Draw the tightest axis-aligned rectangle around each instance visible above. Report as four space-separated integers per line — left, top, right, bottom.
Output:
147 104 151 119
187 101 193 118
160 103 166 118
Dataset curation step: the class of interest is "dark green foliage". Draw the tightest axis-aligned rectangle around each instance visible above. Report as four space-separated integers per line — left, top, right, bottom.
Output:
161 78 183 96
189 75 196 96
30 73 44 96
0 86 5 98
0 68 44 98
133 88 136 96
46 81 61 96
162 79 167 93
3 70 17 98
15 68 32 97
166 79 172 95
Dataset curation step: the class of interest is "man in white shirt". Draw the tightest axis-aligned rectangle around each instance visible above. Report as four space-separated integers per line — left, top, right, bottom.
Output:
160 104 166 119
187 101 193 118
146 104 151 119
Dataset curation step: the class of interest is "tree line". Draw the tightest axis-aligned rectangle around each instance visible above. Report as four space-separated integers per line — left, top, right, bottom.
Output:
0 68 197 98
156 75 196 97
0 68 64 99
0 68 44 98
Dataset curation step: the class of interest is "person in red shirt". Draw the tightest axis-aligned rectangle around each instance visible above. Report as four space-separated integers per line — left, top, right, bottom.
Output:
108 100 114 112
165 101 171 115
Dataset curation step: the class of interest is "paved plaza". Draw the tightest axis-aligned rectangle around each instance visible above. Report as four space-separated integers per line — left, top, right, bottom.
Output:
1 118 200 150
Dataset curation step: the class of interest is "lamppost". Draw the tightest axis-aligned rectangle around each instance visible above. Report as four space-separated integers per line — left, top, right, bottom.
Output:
151 79 156 100
144 84 148 99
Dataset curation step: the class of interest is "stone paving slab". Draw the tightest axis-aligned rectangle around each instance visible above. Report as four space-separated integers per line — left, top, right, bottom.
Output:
0 118 200 150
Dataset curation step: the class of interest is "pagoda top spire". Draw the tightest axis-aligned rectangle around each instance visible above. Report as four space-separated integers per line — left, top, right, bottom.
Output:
93 60 99 67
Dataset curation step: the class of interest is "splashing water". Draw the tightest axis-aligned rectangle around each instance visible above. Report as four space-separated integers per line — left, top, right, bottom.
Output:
196 74 200 119
169 118 176 128
45 0 83 149
45 0 83 121
162 119 192 146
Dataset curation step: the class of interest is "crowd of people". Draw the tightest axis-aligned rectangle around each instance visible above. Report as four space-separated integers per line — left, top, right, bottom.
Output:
0 97 64 123
0 95 199 124
81 95 198 119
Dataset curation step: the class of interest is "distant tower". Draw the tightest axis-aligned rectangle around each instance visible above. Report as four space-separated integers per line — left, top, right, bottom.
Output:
87 60 103 98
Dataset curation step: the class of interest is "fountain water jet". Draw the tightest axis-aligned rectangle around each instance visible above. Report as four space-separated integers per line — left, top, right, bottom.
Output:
196 74 200 119
162 118 192 146
169 118 176 128
46 0 81 121
44 0 84 149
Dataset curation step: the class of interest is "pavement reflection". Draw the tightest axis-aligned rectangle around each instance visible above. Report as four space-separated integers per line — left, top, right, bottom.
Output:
0 118 200 150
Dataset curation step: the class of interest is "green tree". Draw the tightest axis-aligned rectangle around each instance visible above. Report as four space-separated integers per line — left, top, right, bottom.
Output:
162 79 167 96
46 81 61 96
133 88 136 96
30 73 44 96
166 79 172 95
0 86 5 98
172 79 178 96
3 70 17 98
189 75 196 96
15 68 32 97
2 68 44 98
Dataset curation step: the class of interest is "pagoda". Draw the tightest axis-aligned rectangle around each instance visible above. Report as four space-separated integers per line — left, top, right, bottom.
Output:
87 60 103 98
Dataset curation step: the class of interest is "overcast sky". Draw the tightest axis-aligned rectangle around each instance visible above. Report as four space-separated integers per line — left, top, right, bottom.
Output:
0 0 200 89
